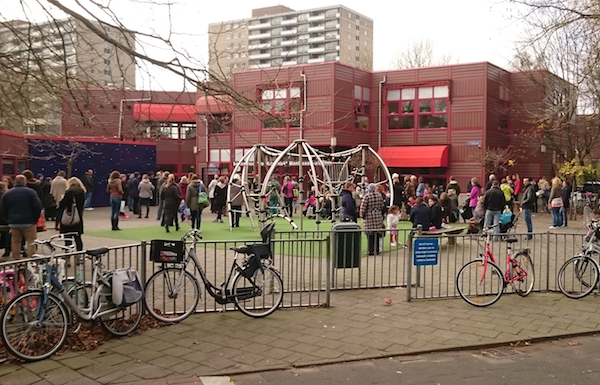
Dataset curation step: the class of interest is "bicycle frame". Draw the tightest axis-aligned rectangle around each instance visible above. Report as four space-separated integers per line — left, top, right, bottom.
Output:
478 231 529 286
159 232 259 305
33 235 125 323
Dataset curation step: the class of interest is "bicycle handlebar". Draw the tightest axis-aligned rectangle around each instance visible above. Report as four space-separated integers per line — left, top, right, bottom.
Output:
34 233 79 252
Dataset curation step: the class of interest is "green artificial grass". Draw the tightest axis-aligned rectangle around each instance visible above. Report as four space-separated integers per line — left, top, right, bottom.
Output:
86 216 463 258
87 216 413 242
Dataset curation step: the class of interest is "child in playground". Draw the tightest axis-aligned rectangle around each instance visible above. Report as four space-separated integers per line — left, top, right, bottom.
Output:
387 205 401 246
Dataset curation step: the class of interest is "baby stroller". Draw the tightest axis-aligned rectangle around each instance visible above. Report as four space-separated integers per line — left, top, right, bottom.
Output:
499 207 521 236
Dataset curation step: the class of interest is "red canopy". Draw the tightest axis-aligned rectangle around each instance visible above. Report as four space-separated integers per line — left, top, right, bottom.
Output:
195 96 233 114
133 103 196 122
378 146 449 168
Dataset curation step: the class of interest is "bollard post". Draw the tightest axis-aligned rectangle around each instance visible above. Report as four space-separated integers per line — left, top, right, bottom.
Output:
545 232 551 291
140 240 147 316
406 229 413 302
415 225 423 288
325 235 331 308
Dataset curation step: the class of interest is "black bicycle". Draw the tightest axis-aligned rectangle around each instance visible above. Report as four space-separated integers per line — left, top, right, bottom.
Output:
144 222 283 322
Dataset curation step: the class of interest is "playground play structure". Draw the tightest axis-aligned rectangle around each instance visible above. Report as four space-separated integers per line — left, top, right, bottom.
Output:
226 139 393 231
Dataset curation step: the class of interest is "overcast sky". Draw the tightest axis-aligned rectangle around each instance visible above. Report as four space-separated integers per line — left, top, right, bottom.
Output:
3 0 528 91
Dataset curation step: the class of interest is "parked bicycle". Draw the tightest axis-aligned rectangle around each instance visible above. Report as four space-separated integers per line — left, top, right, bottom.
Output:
456 224 535 307
0 234 143 361
0 236 73 311
557 219 600 299
144 222 283 322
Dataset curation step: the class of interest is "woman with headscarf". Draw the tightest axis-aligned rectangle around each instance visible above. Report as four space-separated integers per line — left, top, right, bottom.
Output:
161 174 182 232
359 183 385 256
59 177 86 251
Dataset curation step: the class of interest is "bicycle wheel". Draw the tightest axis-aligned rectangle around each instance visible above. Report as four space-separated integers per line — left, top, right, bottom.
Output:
557 255 599 299
509 252 535 297
456 259 504 307
144 268 200 323
233 265 283 317
97 284 143 336
1 291 68 361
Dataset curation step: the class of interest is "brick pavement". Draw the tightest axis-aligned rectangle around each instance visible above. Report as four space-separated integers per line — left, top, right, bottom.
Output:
0 208 598 385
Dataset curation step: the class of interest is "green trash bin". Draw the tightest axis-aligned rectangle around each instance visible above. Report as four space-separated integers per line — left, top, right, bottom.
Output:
333 222 361 268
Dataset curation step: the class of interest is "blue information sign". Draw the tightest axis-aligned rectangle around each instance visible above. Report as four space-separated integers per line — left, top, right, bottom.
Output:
413 239 439 266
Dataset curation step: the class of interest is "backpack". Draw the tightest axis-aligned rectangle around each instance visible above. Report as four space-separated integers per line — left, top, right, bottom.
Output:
197 184 209 209
111 268 144 307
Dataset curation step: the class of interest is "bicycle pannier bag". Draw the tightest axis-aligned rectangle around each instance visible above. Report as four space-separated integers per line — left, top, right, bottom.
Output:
61 202 81 227
112 268 144 307
550 197 563 209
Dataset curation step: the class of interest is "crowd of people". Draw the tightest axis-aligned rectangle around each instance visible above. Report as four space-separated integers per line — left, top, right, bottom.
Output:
0 170 88 260
0 166 577 260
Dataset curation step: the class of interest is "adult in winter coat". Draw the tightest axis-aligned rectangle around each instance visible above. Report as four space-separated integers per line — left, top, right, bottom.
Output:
340 182 357 222
548 177 563 229
42 177 56 221
360 183 385 256
520 178 536 239
212 177 228 223
138 174 155 218
129 172 141 215
561 180 572 227
229 175 244 227
391 173 404 208
185 175 204 230
483 180 505 236
161 174 182 232
208 174 219 213
107 171 124 230
51 171 68 230
22 170 43 202
83 169 95 209
59 177 86 251
0 175 42 259
465 177 482 220
428 196 443 229
410 197 431 230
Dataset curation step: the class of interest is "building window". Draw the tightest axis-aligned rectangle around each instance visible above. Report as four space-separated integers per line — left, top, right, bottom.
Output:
386 84 449 130
208 113 232 134
260 86 302 129
2 158 15 175
354 85 370 130
209 149 230 162
499 116 508 130
234 148 251 162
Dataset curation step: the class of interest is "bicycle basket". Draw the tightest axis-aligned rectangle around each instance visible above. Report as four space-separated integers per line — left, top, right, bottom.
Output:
150 240 184 263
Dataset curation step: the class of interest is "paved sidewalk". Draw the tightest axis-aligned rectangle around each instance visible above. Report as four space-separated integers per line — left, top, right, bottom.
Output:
2 289 600 385
0 208 597 385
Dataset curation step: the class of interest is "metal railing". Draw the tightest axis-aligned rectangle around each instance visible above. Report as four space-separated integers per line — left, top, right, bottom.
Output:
0 227 592 362
405 230 587 301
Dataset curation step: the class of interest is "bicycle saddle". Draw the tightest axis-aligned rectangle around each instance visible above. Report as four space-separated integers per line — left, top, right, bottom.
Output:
86 247 109 257
230 245 250 254
505 237 518 243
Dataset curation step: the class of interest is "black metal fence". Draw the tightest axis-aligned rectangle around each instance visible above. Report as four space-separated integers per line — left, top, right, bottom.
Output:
0 227 591 362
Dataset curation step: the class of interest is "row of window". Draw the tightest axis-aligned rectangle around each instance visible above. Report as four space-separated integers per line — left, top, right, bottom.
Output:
204 83 509 132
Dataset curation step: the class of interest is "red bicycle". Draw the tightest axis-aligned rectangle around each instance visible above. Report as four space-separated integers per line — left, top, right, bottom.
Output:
456 224 535 306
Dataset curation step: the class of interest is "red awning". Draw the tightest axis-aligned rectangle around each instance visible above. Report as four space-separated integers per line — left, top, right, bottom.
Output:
378 146 449 168
133 103 196 122
195 96 233 114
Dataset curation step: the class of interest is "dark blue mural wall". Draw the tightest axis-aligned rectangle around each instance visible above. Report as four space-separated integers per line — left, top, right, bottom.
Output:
29 140 156 207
